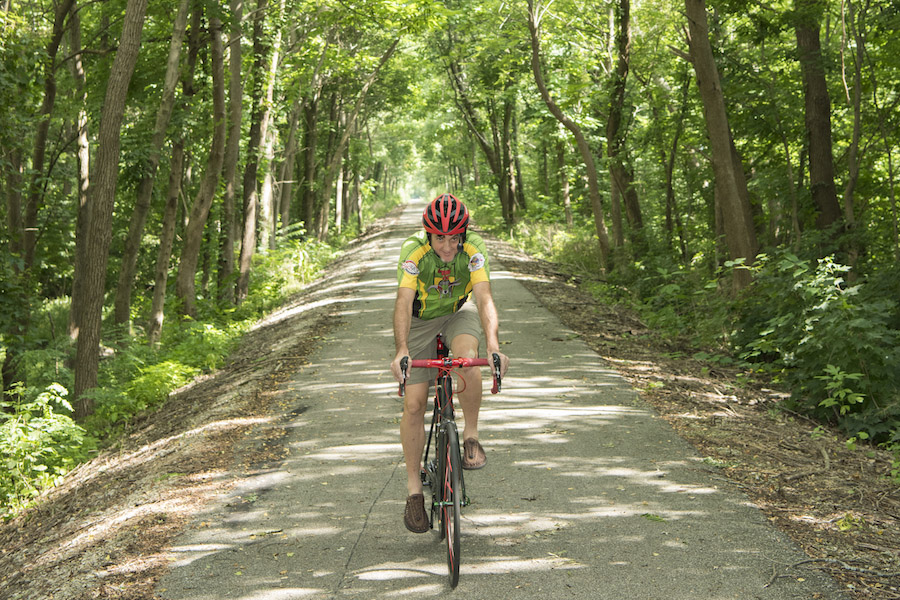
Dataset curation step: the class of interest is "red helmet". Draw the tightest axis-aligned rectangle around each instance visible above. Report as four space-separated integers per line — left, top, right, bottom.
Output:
423 193 469 236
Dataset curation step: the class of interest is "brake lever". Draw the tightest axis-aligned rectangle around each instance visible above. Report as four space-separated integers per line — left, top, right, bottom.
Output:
398 356 409 397
491 353 502 394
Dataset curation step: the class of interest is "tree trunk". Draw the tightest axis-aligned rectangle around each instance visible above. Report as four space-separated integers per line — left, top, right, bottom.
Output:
217 0 244 304
317 37 399 238
512 112 527 211
840 0 867 271
299 95 319 233
236 0 270 303
278 96 303 234
259 125 278 250
147 141 184 344
257 0 285 252
501 97 516 224
606 0 646 258
795 0 842 231
334 112 346 234
113 0 190 327
557 138 573 227
5 0 74 392
685 0 758 289
72 0 149 419
24 0 75 271
146 4 201 338
67 1 90 343
657 68 690 263
174 16 227 317
527 0 610 272
1 147 25 394
315 93 340 239
445 57 510 224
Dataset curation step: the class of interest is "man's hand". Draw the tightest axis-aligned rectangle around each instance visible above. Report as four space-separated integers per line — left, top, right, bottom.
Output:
391 351 410 384
488 349 510 378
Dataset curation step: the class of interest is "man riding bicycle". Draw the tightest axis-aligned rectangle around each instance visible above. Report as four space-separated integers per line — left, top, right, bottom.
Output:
390 193 510 533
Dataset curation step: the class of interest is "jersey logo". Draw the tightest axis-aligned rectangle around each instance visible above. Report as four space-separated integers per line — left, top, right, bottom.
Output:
402 260 419 276
468 252 486 272
427 269 462 298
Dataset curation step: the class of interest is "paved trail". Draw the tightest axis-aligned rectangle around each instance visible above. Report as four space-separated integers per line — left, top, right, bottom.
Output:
157 203 846 599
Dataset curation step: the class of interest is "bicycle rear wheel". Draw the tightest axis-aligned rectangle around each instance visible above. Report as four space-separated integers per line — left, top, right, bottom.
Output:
441 421 462 588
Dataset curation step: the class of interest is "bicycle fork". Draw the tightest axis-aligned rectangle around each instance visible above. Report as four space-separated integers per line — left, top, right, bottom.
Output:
422 421 469 527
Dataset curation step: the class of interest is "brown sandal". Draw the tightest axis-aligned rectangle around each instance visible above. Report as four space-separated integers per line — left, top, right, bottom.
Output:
462 438 486 470
404 493 429 533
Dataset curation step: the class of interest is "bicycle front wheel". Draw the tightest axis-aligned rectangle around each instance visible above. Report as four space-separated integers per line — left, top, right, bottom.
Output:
441 421 462 588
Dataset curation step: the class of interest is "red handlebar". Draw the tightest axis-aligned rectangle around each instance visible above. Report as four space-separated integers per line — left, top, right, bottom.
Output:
410 357 490 369
399 356 500 396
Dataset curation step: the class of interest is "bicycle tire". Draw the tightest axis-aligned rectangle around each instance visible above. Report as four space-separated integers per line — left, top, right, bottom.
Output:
433 377 451 540
441 420 462 588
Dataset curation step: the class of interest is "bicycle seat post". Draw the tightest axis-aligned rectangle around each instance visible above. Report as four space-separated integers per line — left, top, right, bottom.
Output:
436 333 448 359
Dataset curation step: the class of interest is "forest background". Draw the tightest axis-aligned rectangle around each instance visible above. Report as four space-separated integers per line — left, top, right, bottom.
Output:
0 0 898 521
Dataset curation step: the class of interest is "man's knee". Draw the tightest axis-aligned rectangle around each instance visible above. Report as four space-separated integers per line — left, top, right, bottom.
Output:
450 333 479 359
403 383 429 417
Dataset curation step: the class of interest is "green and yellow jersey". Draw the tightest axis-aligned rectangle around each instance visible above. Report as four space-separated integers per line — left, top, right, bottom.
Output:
397 230 490 320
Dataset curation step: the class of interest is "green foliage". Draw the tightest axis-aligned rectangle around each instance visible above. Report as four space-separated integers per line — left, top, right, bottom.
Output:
87 360 200 434
235 229 337 320
734 251 900 439
161 320 242 372
0 384 96 520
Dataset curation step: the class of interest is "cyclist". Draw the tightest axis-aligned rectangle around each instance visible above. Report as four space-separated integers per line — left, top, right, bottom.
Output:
390 193 510 533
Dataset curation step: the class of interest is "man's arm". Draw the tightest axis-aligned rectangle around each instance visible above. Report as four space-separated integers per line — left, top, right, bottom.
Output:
472 281 509 377
391 286 416 382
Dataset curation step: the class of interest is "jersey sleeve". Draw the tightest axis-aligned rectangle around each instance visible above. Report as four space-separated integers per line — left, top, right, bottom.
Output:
397 236 428 290
462 234 490 285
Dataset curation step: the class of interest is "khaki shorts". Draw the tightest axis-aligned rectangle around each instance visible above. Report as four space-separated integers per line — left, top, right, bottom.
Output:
406 301 482 386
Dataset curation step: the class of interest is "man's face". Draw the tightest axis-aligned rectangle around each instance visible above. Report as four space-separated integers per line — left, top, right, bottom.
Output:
431 234 460 263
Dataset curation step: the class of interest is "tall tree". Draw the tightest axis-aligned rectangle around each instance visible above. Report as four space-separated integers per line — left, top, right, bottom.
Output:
684 0 758 289
257 0 286 252
174 14 227 317
444 48 518 228
236 0 270 303
606 0 644 256
23 0 75 271
216 0 245 304
113 0 191 328
794 0 842 232
317 38 400 239
527 0 611 271
72 0 149 419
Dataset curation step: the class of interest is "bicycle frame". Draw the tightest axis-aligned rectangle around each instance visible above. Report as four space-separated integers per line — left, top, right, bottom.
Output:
398 334 501 587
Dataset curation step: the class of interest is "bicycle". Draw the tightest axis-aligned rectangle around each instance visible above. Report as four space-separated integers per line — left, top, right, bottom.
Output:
399 334 502 588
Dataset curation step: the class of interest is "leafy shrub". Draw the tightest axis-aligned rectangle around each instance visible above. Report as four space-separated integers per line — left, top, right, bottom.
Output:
0 384 95 519
161 319 244 372
126 360 200 409
734 251 900 439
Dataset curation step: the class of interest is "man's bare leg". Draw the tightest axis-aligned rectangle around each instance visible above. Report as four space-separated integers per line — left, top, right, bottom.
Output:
451 333 482 443
400 381 429 495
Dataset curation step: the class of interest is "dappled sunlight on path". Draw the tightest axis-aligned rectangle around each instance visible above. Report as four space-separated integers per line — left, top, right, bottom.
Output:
157 203 845 600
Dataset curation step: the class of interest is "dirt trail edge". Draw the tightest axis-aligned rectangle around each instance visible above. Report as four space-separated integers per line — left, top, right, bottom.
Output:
148 201 845 600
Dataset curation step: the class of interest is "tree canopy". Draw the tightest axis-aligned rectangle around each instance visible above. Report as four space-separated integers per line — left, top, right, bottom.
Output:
1 0 899 514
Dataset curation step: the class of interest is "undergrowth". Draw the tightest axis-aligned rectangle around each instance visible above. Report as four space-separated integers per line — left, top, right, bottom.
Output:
476 194 900 482
0 220 355 520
